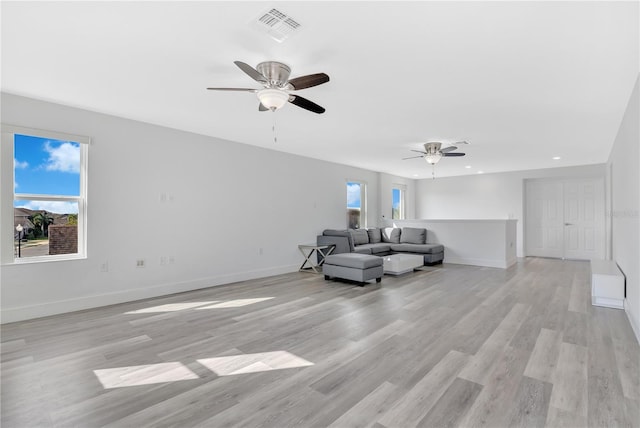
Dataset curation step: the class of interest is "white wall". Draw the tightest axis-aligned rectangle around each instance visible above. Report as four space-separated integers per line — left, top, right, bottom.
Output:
608 75 639 342
0 93 382 322
416 164 606 257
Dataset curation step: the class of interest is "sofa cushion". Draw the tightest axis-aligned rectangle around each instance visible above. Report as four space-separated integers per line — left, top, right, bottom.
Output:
367 228 382 243
354 246 372 255
382 227 401 244
325 253 383 269
323 229 355 252
390 243 444 254
400 227 427 245
356 243 392 255
349 228 370 245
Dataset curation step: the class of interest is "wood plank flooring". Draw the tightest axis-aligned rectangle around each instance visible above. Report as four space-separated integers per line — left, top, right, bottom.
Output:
1 258 638 427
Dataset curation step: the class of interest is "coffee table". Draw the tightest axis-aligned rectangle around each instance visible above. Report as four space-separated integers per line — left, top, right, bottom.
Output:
382 254 424 275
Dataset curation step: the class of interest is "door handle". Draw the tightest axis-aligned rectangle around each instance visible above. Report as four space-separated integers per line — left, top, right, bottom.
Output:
564 223 573 226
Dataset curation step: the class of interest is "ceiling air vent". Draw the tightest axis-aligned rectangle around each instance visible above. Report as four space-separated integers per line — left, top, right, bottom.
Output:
252 8 302 43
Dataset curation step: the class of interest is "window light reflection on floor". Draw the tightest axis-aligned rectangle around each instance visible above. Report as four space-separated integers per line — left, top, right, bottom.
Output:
93 351 314 389
125 302 219 314
124 297 275 314
94 362 199 389
195 297 275 309
197 351 314 376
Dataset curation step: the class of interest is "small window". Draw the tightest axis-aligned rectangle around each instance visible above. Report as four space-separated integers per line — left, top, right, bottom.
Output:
347 181 367 229
8 127 88 262
392 186 405 220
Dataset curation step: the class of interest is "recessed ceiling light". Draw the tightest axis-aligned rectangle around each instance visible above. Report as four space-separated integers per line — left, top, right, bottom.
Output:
465 165 472 169
412 174 419 177
552 156 561 160
478 171 484 174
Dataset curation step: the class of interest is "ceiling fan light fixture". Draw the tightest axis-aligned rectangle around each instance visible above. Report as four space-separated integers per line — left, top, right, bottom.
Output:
257 88 289 111
425 152 442 164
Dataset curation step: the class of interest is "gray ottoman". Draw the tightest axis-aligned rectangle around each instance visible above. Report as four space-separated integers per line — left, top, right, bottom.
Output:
323 253 383 285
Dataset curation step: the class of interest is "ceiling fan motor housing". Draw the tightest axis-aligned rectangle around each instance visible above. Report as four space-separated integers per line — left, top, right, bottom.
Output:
424 142 442 154
257 61 291 88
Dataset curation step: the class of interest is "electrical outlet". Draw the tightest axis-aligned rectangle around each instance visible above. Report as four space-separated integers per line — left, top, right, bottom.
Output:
259 247 264 255
169 256 175 264
160 256 167 266
100 262 109 272
136 259 145 268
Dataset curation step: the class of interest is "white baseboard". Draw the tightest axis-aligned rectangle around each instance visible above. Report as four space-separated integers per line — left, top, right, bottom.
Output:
593 296 625 309
0 263 299 324
624 299 640 344
444 256 514 269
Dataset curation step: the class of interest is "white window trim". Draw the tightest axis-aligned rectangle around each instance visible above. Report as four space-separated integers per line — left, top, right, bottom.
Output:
392 184 407 220
1 124 89 265
346 179 367 229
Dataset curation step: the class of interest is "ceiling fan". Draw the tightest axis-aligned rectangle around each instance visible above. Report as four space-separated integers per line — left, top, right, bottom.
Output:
403 141 469 165
207 61 329 114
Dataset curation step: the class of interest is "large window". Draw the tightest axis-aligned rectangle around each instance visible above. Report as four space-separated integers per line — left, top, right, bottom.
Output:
392 185 406 220
347 181 367 229
3 125 88 262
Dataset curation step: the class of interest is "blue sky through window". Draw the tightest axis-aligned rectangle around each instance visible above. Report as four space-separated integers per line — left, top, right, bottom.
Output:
392 188 400 210
347 182 361 208
14 134 80 214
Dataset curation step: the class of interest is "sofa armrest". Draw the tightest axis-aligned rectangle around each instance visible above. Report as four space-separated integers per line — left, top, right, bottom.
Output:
321 229 355 252
317 235 351 255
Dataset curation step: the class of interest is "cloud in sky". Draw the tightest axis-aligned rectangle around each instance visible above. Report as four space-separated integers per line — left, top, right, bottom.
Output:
347 183 361 208
44 141 80 173
14 158 28 169
17 200 78 214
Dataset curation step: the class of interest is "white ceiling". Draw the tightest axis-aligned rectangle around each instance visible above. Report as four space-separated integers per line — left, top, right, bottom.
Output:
2 1 638 179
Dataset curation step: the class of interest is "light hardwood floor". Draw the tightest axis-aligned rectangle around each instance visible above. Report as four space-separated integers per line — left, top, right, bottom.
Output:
1 258 639 427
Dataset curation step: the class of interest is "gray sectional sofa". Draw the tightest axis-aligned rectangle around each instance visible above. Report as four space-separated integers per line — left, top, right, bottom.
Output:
317 227 444 265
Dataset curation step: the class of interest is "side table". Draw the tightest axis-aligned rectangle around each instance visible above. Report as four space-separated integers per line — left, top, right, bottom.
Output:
298 244 335 273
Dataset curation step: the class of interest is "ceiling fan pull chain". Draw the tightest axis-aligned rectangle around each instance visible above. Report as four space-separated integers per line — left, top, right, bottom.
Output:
272 111 278 143
432 164 436 179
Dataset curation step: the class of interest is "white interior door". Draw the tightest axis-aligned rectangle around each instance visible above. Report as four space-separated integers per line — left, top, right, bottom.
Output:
563 179 605 260
525 180 564 258
525 178 604 260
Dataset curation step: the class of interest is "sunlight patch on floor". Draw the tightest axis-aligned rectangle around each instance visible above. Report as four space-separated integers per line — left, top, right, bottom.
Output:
94 362 199 388
125 302 219 314
195 297 275 309
125 298 275 314
197 351 314 376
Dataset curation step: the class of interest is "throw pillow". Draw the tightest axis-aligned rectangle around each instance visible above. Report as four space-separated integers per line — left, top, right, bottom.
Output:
381 227 401 244
367 228 382 243
349 228 370 245
400 227 426 244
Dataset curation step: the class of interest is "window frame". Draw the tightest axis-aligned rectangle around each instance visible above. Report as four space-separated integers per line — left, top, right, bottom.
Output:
392 185 406 220
346 179 367 229
2 124 89 264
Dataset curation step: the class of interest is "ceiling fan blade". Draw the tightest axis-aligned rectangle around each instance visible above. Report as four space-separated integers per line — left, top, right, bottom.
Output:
402 155 425 160
443 152 466 157
454 140 470 145
410 150 428 154
259 103 268 112
206 87 258 92
440 146 458 153
289 95 326 114
288 73 330 90
234 61 268 84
